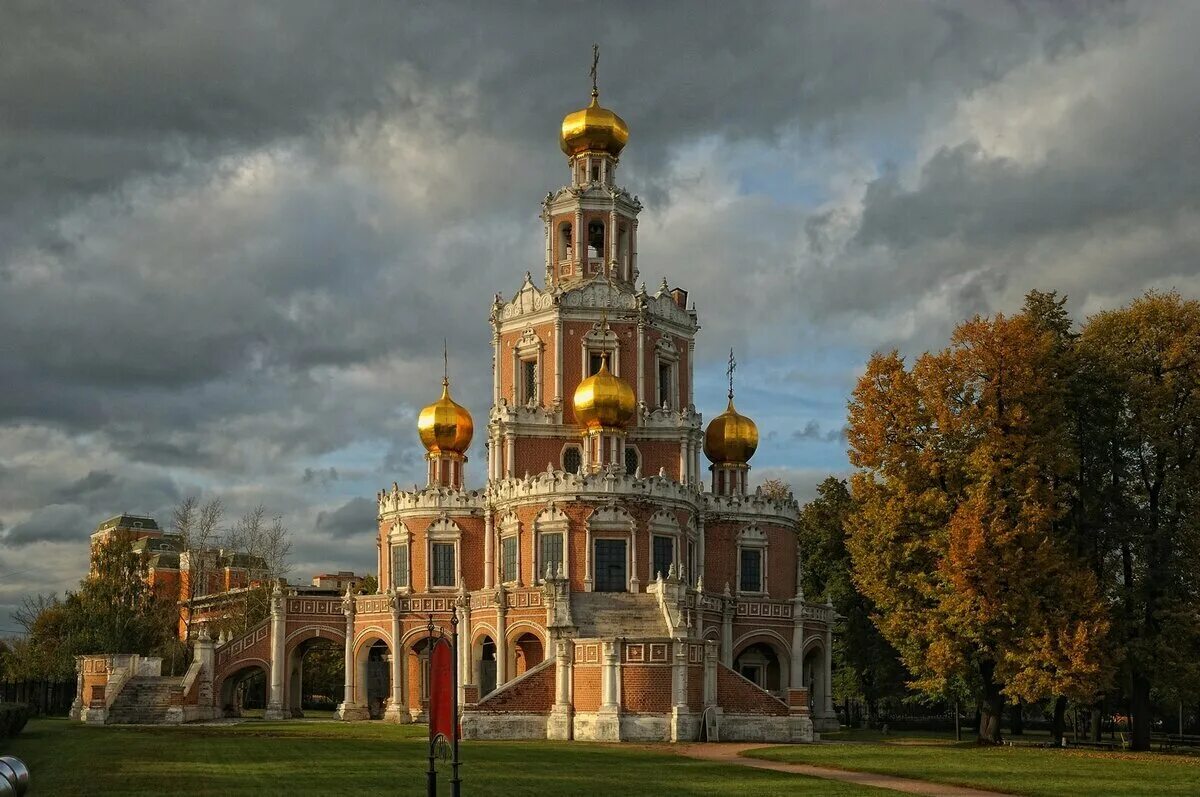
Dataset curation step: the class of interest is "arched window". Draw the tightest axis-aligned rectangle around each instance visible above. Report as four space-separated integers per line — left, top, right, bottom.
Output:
587 221 605 260
563 445 582 474
624 445 639 476
559 222 573 262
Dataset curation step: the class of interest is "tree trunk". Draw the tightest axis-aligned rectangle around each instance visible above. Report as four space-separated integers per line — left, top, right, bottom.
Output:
1051 695 1068 746
976 661 1004 744
865 697 878 729
1130 670 1152 751
1009 701 1024 735
1090 699 1102 742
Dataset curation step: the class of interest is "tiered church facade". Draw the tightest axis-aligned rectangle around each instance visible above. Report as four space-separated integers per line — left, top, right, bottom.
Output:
75 77 837 743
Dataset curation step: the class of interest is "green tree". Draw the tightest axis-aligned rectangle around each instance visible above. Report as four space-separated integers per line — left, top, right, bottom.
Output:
71 530 176 656
797 476 907 725
1078 291 1200 750
846 312 1110 742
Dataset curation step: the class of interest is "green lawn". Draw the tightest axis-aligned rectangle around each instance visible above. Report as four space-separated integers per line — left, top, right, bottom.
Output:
749 738 1200 797
3 718 869 796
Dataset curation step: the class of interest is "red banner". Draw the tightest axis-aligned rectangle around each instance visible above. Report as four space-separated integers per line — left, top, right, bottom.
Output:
429 637 455 741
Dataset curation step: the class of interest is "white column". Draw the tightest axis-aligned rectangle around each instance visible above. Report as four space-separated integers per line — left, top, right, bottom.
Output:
554 315 564 404
265 588 286 719
696 515 706 588
495 599 509 686
505 434 515 477
484 508 494 589
636 320 645 406
629 521 639 593
790 611 804 692
584 525 593 592
824 622 834 716
343 613 354 706
600 641 619 710
555 640 573 706
384 592 407 723
721 597 734 668
492 329 501 406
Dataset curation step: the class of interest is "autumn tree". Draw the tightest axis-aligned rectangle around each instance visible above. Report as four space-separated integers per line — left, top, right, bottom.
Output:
173 495 224 642
846 311 1110 742
797 476 907 725
1078 291 1200 750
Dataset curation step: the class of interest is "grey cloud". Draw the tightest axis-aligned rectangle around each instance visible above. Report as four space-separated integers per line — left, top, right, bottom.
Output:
791 421 846 444
314 497 378 541
3 503 93 546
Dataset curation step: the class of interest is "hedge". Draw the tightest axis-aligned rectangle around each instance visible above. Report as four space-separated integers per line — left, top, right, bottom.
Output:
0 703 30 739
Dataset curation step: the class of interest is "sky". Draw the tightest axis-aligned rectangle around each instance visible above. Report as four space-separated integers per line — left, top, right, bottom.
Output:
2 1 1199 634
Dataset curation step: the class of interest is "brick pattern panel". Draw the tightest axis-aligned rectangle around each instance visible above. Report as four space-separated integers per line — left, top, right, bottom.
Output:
716 664 788 716
620 663 671 713
572 665 601 712
473 659 555 714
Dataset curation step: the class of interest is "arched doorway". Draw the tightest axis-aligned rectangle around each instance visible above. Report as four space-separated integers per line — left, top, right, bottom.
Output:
734 642 782 693
512 632 544 677
474 635 497 697
353 638 392 719
803 645 825 712
218 663 268 718
288 637 343 718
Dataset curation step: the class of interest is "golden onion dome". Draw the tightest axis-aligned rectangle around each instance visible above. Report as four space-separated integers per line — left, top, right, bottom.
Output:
418 379 474 455
704 398 758 465
560 91 629 157
573 356 636 431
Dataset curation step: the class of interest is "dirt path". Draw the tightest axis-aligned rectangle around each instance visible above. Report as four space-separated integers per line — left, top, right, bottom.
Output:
674 743 1011 797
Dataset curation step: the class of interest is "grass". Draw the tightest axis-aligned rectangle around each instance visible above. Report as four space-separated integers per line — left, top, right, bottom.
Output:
749 736 1200 797
3 718 870 796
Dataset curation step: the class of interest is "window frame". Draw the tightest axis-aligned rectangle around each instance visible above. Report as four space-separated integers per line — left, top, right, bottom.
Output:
736 525 769 596
651 533 675 581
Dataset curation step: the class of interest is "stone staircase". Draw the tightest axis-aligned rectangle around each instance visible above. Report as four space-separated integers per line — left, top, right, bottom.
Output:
107 676 185 724
571 591 668 638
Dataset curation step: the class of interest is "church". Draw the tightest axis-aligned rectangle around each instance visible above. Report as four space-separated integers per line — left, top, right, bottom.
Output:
354 73 837 742
76 69 837 744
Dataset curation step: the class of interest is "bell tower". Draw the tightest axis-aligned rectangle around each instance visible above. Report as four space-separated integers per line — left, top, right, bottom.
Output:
544 45 640 289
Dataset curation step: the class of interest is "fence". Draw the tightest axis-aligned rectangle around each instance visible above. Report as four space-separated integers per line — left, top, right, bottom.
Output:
0 681 77 716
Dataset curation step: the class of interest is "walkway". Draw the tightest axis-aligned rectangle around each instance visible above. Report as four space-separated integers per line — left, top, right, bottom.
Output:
674 743 1010 797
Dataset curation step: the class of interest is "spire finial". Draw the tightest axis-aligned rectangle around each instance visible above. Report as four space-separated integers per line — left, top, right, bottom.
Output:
590 44 600 100
727 347 737 400
443 338 449 387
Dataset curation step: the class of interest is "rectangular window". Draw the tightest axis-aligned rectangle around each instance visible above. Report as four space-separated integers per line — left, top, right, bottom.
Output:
391 544 409 589
652 535 674 581
539 532 563 580
432 543 456 588
589 352 604 376
739 548 763 593
502 536 518 583
522 359 537 404
658 362 673 408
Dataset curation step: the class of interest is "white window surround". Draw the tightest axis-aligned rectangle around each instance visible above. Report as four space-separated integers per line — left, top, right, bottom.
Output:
560 443 583 474
736 525 768 596
387 522 413 593
534 505 570 583
654 336 680 410
586 504 637 592
427 516 462 591
512 328 543 407
498 512 521 586
581 324 620 377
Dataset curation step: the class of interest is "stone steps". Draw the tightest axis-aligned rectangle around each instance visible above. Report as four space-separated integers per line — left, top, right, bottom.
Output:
108 677 185 724
572 592 668 638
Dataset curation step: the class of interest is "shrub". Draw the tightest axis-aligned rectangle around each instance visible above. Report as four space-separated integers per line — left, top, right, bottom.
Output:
0 702 30 738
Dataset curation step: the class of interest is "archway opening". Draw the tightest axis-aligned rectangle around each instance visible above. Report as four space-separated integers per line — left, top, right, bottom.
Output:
734 642 782 693
475 635 497 697
362 639 391 720
513 632 544 677
408 637 432 723
803 647 825 712
290 637 343 718
219 665 267 718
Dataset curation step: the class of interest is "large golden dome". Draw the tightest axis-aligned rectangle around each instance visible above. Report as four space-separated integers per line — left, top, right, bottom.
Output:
573 356 636 431
560 91 629 157
704 398 758 465
418 379 474 456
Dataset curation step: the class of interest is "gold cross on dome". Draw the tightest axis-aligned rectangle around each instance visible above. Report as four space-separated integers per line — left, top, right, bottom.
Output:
727 348 737 400
591 44 599 97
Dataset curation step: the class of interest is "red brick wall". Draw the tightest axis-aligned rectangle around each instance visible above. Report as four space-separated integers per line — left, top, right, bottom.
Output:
716 664 788 716
703 520 797 599
620 664 671 713
687 663 704 709
473 659 555 713
572 665 601 712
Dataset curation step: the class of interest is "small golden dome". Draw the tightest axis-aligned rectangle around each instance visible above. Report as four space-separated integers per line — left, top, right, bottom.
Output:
560 92 629 157
418 379 474 456
573 356 636 431
704 398 758 465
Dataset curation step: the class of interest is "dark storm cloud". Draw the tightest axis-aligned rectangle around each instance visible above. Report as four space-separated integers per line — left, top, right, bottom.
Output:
314 497 378 541
0 1 1192 625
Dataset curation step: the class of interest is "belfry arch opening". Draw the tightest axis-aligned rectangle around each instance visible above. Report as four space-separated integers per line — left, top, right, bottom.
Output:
587 220 605 262
559 222 573 263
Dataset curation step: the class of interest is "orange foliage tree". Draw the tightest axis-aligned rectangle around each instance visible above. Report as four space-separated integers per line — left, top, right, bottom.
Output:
846 311 1109 743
